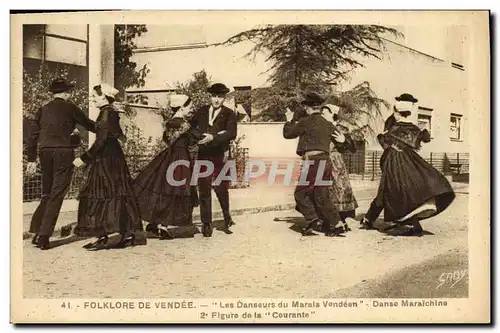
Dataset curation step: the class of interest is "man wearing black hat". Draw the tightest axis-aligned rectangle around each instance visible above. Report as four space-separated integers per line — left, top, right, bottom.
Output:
283 92 343 237
191 83 237 237
360 93 418 230
26 78 96 249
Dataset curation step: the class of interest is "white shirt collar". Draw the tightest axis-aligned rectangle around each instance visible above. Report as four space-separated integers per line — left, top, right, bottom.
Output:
208 105 222 126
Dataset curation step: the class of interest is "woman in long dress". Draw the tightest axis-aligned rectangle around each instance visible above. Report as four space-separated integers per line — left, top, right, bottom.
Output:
133 94 202 239
372 100 456 236
321 104 359 232
73 84 144 249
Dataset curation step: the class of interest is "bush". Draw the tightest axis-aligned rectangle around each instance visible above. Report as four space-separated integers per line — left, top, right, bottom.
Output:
120 120 157 178
229 135 249 189
23 63 88 120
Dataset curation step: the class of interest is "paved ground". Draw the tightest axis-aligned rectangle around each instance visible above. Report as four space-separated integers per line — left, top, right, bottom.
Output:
22 182 469 238
329 247 468 298
23 192 468 299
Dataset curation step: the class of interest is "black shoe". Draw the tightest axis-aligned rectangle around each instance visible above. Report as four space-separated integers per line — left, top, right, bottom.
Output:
325 227 347 237
37 235 50 250
145 223 160 237
113 234 136 248
32 234 39 245
302 219 320 236
202 224 213 237
83 235 108 250
221 218 235 234
359 217 376 230
158 225 174 240
342 222 352 232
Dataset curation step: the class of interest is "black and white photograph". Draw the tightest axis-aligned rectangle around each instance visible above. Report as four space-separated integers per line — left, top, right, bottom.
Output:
10 10 490 323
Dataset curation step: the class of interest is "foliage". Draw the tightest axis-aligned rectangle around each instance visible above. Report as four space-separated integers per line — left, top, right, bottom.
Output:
223 24 401 132
174 70 213 111
23 63 89 120
327 81 390 140
229 134 249 188
114 25 150 100
120 121 156 178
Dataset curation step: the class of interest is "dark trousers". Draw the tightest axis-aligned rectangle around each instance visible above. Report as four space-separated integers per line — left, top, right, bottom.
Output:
294 154 340 229
29 148 75 237
197 154 231 226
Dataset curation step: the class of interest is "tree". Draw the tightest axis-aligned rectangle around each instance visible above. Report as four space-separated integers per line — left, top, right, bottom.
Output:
223 24 401 133
114 25 151 104
175 69 212 111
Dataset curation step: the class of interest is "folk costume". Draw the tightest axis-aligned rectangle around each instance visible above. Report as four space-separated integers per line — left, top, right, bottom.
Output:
321 104 358 232
74 84 144 249
190 83 237 237
133 94 202 239
360 107 399 230
283 93 343 237
361 93 455 235
27 78 96 250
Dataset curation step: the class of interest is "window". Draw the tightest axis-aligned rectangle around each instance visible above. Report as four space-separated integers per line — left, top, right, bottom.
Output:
22 24 88 66
45 24 88 41
418 114 432 134
45 36 87 66
417 106 433 136
450 114 462 140
234 86 252 122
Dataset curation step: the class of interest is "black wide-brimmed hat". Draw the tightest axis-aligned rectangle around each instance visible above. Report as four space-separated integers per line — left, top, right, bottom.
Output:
300 92 325 107
48 78 74 93
395 93 418 103
207 83 230 95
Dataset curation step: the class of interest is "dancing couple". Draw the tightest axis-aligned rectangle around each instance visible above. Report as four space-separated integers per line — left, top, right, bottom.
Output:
134 82 237 239
27 79 237 251
283 91 455 238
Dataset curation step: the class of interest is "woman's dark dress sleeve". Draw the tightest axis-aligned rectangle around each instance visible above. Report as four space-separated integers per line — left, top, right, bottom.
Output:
80 107 116 164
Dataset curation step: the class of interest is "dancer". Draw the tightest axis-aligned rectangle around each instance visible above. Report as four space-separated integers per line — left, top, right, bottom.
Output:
362 93 455 235
283 92 343 237
26 78 96 250
360 105 398 230
191 83 237 237
321 103 358 232
134 94 202 239
73 83 144 249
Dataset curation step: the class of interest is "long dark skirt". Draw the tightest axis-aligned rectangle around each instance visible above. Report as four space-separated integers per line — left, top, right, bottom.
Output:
133 146 196 227
375 147 455 222
329 151 358 214
75 139 143 237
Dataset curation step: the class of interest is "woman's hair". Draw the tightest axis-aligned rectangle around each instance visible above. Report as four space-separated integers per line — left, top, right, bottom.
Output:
92 85 115 105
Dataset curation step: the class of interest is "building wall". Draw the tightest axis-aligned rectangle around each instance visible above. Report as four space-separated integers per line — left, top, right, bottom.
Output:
339 39 468 153
130 25 469 156
22 24 90 144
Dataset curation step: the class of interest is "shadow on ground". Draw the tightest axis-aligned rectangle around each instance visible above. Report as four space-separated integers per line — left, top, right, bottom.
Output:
273 213 435 237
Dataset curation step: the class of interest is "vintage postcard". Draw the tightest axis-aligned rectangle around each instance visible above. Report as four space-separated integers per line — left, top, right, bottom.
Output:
10 10 490 323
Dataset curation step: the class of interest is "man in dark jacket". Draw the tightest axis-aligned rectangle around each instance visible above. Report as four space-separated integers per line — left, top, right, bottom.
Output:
191 83 237 237
283 92 343 237
26 78 96 249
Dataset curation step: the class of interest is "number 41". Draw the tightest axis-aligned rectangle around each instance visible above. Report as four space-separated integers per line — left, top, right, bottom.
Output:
61 302 71 309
